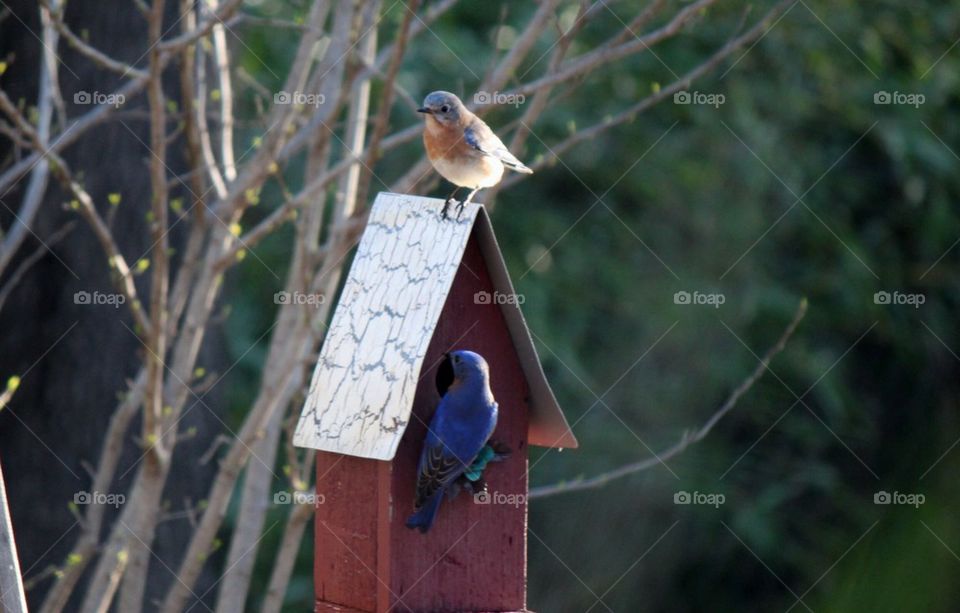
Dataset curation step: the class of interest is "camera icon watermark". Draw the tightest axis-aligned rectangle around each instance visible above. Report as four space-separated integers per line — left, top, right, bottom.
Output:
673 290 725 308
673 90 725 108
274 90 325 107
474 290 525 305
873 91 924 108
473 490 525 507
274 290 325 308
873 490 924 508
673 490 725 508
273 490 325 506
473 90 526 108
74 90 125 108
873 290 924 308
74 290 126 308
74 490 125 508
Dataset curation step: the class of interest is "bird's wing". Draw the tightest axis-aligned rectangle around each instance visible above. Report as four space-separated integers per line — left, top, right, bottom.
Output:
465 122 533 174
411 393 496 510
413 442 465 509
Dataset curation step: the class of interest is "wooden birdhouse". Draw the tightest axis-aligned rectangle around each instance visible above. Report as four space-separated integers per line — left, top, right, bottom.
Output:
293 193 578 613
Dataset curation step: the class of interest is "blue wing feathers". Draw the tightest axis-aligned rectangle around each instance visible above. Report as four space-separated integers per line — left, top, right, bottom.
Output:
406 384 498 532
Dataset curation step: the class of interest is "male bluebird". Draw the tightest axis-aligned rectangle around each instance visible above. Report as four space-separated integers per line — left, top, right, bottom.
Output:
406 350 499 533
418 91 533 220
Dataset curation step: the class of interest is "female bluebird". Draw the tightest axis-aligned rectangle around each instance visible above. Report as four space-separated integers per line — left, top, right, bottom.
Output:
418 91 533 219
406 350 499 533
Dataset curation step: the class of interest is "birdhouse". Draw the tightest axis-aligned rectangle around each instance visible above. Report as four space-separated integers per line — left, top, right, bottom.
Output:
293 192 577 613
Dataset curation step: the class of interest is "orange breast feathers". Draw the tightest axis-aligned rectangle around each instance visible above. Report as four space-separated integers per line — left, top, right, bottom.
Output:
423 117 470 163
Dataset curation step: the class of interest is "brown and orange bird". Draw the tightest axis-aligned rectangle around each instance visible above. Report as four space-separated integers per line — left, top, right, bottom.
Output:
418 91 532 219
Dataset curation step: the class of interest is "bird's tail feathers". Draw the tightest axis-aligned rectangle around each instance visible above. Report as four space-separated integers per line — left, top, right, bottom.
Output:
405 493 444 533
506 160 533 174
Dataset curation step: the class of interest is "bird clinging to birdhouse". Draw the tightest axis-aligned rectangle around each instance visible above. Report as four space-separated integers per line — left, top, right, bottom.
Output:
418 91 533 220
292 195 578 611
406 350 499 533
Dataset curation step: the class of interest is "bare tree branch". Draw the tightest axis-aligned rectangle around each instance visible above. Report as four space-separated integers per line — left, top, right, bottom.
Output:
0 0 60 278
260 479 314 613
196 39 229 199
0 91 154 336
209 2 236 183
120 4 172 610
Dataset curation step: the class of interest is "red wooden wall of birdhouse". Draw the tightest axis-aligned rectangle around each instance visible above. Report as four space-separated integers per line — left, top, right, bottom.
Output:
313 227 531 612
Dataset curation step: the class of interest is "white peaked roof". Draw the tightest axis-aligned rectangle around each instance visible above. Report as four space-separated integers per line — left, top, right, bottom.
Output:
292 192 578 460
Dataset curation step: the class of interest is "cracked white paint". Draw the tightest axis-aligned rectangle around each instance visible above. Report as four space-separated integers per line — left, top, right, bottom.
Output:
293 193 477 460
294 192 579 460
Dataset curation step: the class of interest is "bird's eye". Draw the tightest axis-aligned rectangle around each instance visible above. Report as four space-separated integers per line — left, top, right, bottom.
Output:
453 355 460 364
440 104 450 113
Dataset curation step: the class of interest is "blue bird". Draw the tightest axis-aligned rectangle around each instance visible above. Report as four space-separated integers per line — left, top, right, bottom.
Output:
406 350 499 533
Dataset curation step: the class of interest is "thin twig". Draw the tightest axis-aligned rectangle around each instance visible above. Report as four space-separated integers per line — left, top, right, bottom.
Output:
260 466 315 613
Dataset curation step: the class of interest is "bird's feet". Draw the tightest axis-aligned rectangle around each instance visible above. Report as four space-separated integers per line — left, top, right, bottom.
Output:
440 187 478 221
487 439 512 461
440 198 456 221
441 198 468 221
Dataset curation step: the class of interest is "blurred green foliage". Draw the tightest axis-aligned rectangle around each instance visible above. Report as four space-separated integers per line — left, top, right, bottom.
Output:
221 1 960 610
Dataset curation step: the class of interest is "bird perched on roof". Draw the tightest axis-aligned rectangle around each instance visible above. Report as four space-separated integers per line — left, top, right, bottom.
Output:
418 91 533 220
406 350 499 533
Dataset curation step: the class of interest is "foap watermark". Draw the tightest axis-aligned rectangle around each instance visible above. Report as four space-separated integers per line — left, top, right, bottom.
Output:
74 290 126 308
274 290 325 308
674 90 725 108
74 90 125 108
674 490 725 508
473 490 526 508
874 490 924 508
874 91 924 108
674 290 725 308
473 90 526 108
74 490 125 508
874 290 924 308
274 90 326 107
474 290 524 305
273 490 325 506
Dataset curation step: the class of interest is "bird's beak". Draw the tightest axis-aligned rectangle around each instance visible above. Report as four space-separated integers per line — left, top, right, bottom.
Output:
417 107 432 114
